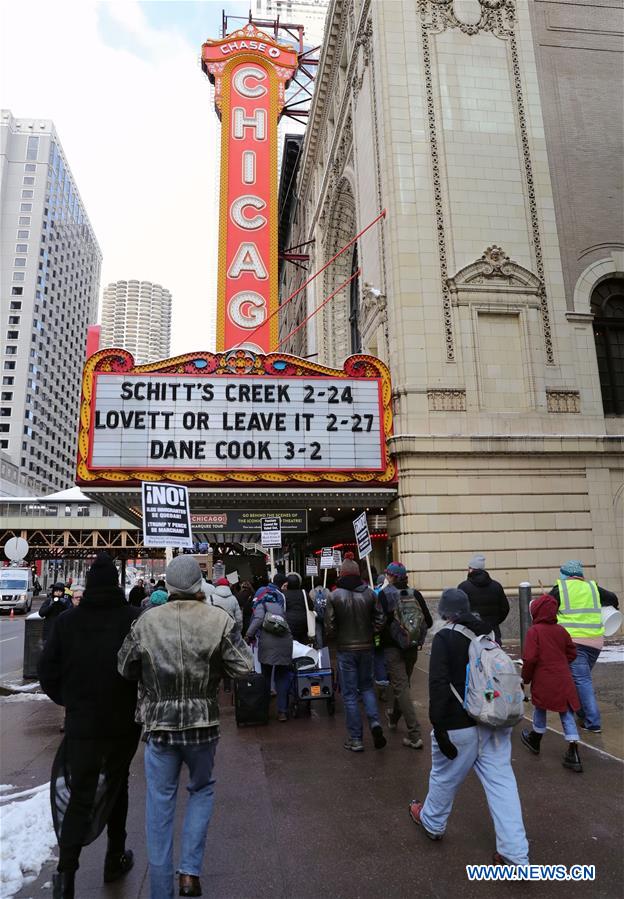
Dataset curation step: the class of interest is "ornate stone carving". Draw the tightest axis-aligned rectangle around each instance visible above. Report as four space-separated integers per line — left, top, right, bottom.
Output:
447 246 542 297
428 389 467 411
546 390 581 413
419 0 555 365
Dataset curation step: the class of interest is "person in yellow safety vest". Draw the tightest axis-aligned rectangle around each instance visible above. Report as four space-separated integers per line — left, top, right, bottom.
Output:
548 561 619 734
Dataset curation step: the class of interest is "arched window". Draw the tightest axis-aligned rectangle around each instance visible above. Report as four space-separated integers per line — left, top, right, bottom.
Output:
348 243 361 354
592 277 624 415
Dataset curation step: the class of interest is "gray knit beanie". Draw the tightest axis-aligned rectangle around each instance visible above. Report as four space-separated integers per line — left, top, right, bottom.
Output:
165 556 204 597
468 554 486 570
439 588 470 620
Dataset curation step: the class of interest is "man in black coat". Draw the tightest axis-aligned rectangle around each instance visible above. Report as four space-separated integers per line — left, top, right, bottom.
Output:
39 553 140 899
457 554 509 644
38 583 72 642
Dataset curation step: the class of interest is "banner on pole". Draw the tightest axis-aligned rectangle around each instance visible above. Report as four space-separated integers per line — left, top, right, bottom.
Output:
305 557 318 576
142 482 193 549
320 547 334 570
353 511 373 558
261 516 282 548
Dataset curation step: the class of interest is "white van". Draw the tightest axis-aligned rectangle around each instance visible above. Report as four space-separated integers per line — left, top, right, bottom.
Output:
0 567 33 614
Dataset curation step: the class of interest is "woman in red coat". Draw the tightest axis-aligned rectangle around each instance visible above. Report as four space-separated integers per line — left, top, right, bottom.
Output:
520 594 583 772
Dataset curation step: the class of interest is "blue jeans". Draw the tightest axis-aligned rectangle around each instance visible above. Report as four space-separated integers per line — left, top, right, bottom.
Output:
261 663 292 714
373 647 389 684
337 650 381 740
532 707 579 742
569 644 601 729
144 739 217 899
421 726 529 865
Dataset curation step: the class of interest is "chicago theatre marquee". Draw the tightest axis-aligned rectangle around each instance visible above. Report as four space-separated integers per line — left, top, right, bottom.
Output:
76 22 398 571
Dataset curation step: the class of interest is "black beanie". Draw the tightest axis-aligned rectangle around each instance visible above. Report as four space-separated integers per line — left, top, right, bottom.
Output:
86 552 119 589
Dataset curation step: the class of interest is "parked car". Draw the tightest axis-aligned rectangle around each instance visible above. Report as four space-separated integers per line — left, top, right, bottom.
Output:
0 567 33 614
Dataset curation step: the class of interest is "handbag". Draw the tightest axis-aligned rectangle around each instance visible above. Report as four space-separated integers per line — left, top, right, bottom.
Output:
262 611 289 635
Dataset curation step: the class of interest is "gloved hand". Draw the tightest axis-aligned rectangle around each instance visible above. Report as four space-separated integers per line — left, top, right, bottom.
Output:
434 729 458 760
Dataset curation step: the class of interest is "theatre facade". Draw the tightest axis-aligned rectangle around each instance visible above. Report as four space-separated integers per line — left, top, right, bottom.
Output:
277 0 624 596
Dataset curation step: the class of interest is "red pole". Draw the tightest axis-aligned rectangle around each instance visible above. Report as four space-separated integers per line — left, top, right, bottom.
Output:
233 208 386 349
276 269 361 350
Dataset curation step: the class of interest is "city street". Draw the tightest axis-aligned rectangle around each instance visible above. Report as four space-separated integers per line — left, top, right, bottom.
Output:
1 645 622 898
0 611 31 682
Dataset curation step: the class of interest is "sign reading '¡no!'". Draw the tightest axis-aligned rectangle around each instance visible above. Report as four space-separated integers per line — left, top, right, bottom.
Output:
202 26 299 353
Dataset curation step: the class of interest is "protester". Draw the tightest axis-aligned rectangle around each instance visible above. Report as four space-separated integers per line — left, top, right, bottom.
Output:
118 555 252 899
273 571 288 591
145 578 156 598
140 580 168 612
128 578 146 608
39 553 140 899
39 583 72 642
324 558 386 752
379 562 432 749
409 588 529 865
309 576 330 648
209 578 243 633
548 560 619 734
372 575 390 691
64 577 74 600
283 572 315 645
457 554 509 643
237 580 255 636
246 581 293 722
69 586 83 608
520 594 583 772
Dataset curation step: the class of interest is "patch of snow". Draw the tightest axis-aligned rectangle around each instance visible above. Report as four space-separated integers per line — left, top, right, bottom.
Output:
0 693 49 703
0 682 41 693
0 785 56 898
0 788 15 795
597 644 624 663
0 784 48 804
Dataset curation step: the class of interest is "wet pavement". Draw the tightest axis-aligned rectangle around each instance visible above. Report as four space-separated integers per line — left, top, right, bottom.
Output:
2 645 623 899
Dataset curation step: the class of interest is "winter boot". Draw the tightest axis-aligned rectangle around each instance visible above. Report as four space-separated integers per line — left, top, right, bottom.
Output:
520 729 542 755
103 848 134 882
52 871 75 899
562 742 583 773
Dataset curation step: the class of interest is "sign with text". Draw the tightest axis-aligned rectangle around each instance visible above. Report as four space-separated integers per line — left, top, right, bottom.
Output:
141 482 193 549
306 556 318 576
202 25 298 351
191 509 307 533
77 350 395 487
353 511 373 558
320 548 334 570
333 549 342 568
261 516 282 548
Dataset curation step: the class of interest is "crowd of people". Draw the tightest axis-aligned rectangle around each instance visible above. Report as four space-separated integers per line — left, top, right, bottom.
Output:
36 550 618 898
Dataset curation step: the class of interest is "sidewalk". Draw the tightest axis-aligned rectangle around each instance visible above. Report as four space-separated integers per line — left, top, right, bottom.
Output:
2 652 623 899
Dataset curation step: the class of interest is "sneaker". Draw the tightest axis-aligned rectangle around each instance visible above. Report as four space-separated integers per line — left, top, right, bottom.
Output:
493 852 510 865
579 721 601 734
277 712 288 722
408 801 442 840
344 738 364 752
103 849 134 883
403 737 424 749
385 709 398 731
371 724 387 749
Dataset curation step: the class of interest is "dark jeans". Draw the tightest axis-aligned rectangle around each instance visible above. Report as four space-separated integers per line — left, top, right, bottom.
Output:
58 733 139 873
337 650 381 740
261 663 292 714
384 646 421 739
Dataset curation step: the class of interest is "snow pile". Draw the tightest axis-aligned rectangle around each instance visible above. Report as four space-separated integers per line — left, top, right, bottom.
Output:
0 693 50 704
0 784 56 898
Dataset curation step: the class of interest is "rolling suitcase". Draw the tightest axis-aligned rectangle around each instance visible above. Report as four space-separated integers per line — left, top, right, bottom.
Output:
234 672 269 726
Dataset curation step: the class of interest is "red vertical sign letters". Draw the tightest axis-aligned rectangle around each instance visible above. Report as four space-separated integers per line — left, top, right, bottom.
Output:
202 25 298 352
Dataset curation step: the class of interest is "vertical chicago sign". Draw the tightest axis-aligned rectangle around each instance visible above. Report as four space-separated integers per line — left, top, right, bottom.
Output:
202 25 298 352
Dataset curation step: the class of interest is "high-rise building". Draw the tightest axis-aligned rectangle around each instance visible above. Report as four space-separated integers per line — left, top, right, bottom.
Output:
254 0 329 47
100 280 172 363
0 110 102 496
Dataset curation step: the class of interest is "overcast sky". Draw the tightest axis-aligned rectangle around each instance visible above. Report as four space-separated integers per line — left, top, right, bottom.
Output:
1 0 250 354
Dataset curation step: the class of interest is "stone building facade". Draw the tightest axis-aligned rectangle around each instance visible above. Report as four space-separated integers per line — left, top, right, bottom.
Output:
278 0 624 597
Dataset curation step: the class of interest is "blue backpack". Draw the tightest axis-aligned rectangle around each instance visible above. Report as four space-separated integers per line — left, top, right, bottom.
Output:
313 587 327 619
